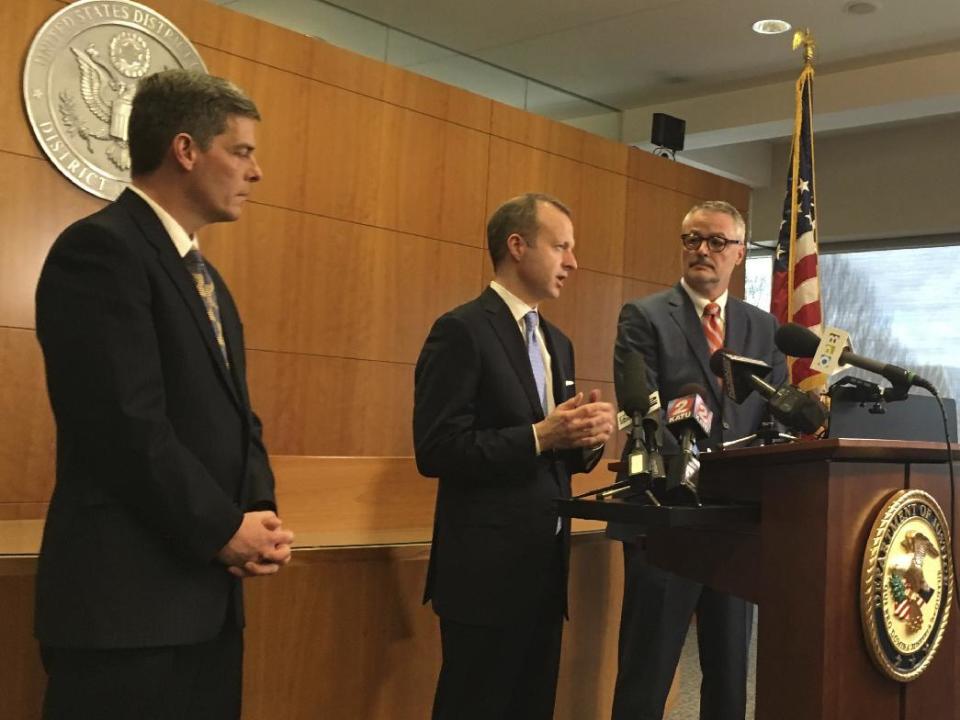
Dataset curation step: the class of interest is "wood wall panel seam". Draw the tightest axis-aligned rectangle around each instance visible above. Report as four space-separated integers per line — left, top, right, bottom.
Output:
246 347 416 367
0 148 44 163
572 266 647 283
239 199 485 252
476 100 495 294
484 128 750 192
487 131 633 180
192 41 495 138
203 214 673 286
375 97 492 136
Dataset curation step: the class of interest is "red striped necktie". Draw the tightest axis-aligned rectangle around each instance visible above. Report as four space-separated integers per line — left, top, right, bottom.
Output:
702 302 724 358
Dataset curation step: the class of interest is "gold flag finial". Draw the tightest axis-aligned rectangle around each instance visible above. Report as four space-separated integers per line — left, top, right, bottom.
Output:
792 28 815 64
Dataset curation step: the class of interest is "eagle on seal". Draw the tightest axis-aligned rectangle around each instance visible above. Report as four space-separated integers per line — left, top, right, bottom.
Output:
891 531 939 604
60 34 152 172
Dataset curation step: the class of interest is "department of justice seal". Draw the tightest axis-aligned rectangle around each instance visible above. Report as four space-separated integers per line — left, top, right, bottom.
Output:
860 489 953 682
23 0 206 200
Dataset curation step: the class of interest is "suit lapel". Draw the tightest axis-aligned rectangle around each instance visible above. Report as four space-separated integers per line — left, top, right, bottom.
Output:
206 262 248 411
667 284 723 405
118 190 242 411
481 288 545 420
725 297 748 360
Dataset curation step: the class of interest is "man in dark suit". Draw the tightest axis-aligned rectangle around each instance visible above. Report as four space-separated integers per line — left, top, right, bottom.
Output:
34 69 294 720
609 200 786 720
415 193 616 720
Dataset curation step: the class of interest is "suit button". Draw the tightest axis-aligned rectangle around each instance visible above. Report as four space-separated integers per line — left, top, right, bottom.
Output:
723 421 730 430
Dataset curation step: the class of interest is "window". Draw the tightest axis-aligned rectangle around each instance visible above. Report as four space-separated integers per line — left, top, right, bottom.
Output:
746 244 960 435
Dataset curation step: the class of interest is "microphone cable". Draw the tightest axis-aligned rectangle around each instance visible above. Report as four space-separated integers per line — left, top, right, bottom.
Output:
927 386 960 613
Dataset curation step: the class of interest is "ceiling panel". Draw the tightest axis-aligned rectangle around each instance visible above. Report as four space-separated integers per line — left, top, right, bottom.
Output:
222 0 960 109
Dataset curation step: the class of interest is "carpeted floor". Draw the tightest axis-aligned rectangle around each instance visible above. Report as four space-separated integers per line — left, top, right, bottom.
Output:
665 610 758 720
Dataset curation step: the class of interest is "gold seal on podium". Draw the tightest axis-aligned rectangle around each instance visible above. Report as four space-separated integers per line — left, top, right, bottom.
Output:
861 489 953 681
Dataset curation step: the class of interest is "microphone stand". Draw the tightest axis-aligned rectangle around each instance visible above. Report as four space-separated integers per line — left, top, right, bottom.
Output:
573 477 662 506
573 424 663 505
829 375 890 412
720 411 796 449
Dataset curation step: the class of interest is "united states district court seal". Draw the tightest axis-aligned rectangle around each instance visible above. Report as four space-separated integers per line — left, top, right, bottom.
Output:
23 0 206 200
861 489 954 682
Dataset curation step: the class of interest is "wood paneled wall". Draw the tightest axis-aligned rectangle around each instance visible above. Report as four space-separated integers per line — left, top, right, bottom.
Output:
0 0 748 514
0 0 749 717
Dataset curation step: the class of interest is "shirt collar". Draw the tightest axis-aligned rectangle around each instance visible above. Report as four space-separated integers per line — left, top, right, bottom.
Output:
128 185 197 258
680 277 728 321
489 280 538 329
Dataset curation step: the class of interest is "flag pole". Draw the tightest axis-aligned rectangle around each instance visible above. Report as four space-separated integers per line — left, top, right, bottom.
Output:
784 30 815 344
792 28 815 64
771 28 826 392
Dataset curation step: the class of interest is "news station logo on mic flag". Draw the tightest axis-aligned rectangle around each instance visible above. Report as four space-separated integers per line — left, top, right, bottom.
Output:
771 31 826 393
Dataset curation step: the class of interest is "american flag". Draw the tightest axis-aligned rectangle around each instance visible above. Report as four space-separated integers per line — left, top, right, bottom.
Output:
894 598 911 620
771 56 825 392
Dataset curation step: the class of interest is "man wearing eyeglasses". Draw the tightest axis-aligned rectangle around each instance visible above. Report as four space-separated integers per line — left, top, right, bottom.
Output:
608 200 786 720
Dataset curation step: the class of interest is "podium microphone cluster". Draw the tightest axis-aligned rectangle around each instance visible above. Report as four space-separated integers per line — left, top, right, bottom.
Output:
709 348 826 434
774 323 936 394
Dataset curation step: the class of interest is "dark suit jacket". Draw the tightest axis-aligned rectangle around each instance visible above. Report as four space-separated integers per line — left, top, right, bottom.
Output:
34 189 275 649
608 283 786 540
414 287 596 627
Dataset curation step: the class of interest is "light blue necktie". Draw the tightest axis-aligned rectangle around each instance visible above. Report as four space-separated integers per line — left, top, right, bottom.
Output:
524 310 548 415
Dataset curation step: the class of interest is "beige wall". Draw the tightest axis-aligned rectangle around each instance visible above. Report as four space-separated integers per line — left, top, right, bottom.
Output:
752 114 960 244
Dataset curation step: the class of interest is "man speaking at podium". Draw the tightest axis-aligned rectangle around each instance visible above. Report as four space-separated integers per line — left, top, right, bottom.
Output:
34 70 293 719
609 201 785 720
415 193 615 720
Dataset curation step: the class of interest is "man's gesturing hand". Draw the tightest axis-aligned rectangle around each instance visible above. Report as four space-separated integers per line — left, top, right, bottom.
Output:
534 389 616 452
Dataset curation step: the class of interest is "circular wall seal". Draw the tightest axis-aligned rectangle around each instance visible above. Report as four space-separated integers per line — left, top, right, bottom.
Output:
22 0 206 200
861 489 954 682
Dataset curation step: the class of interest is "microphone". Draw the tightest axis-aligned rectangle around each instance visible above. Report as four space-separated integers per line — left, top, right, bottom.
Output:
618 352 652 478
641 394 667 482
775 323 935 394
710 349 826 434
619 351 652 418
664 384 713 493
708 349 774 403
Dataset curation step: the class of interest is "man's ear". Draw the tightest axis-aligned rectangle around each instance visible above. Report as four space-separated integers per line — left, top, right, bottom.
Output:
170 132 198 171
505 232 527 262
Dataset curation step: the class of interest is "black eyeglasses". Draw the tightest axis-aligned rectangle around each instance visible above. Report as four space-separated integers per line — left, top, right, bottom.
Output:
681 233 743 252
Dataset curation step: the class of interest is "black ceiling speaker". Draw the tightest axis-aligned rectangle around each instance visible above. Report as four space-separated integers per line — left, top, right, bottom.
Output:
651 113 685 154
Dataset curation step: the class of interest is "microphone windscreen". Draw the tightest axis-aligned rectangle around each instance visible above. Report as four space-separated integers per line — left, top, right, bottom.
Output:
708 348 729 377
665 391 713 436
775 323 820 358
620 352 651 416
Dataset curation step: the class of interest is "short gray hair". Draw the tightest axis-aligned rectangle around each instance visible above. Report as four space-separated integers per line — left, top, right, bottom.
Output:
683 200 746 240
129 69 260 176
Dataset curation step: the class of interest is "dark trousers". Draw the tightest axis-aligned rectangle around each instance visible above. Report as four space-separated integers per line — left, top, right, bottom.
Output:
432 540 565 720
41 621 243 720
611 540 752 720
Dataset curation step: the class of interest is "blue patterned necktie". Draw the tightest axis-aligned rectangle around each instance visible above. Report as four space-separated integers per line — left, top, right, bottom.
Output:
524 310 548 415
184 248 230 368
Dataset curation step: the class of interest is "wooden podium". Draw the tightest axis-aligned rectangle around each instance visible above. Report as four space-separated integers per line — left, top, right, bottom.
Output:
640 438 959 720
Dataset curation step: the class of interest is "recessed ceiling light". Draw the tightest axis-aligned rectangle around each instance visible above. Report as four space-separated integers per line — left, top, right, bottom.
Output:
752 19 792 35
844 1 878 15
